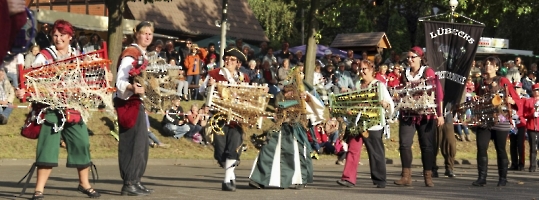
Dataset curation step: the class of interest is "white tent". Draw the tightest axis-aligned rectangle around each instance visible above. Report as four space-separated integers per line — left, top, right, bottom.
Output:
475 47 533 56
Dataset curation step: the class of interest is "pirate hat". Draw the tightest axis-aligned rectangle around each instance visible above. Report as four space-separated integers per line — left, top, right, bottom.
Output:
223 47 247 63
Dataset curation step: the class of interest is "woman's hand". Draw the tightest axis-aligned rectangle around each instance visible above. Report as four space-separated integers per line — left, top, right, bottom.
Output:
472 95 479 101
8 0 25 16
16 88 26 99
506 96 515 105
132 83 145 94
381 100 391 109
437 116 444 127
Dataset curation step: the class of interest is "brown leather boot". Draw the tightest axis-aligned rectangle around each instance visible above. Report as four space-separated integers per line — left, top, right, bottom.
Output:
394 168 412 186
424 170 434 187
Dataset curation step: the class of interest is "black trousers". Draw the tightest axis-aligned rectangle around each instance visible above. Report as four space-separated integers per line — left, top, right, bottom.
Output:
509 127 526 167
118 105 149 185
476 128 508 162
399 118 436 170
528 131 538 167
363 129 386 184
213 124 243 165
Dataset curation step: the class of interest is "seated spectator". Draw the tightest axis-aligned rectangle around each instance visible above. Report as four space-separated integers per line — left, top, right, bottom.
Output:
198 104 212 145
175 69 189 101
162 98 190 139
0 53 23 88
145 112 169 148
0 66 15 124
186 104 204 144
375 64 389 85
261 60 280 95
277 58 291 89
24 45 40 69
240 59 258 83
335 62 355 91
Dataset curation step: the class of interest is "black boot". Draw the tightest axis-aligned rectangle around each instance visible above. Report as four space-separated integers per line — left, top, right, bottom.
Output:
432 166 439 178
472 157 488 186
444 169 455 178
530 152 537 172
497 158 508 187
335 151 347 165
121 184 149 196
222 182 236 191
135 182 153 194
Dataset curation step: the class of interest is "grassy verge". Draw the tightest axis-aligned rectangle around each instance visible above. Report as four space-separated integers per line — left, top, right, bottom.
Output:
0 100 503 161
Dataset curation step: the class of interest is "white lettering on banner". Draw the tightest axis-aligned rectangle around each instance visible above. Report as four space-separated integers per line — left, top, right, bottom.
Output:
429 28 475 44
435 71 466 85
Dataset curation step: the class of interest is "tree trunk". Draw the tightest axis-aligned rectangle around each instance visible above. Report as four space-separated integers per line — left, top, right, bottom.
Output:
304 0 320 86
106 0 126 85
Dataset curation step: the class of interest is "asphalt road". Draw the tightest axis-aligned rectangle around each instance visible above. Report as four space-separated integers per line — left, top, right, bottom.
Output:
0 159 538 200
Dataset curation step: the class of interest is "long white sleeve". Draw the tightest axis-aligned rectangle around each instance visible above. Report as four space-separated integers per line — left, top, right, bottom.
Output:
115 57 135 100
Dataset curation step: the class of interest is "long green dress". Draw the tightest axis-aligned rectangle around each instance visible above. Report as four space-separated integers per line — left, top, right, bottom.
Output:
249 123 313 188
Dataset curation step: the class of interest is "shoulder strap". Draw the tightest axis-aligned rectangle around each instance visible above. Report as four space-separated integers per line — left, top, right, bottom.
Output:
39 48 56 61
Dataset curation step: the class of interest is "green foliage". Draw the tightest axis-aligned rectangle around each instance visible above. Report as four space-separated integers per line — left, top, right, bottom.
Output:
248 0 298 44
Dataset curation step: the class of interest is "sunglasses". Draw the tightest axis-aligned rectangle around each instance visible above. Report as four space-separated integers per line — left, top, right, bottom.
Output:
186 42 192 44
406 55 418 60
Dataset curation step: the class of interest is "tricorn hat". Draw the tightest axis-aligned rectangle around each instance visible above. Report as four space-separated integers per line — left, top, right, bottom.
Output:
223 47 247 63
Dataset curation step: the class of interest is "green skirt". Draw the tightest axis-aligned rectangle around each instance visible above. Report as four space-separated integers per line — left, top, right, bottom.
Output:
249 123 313 188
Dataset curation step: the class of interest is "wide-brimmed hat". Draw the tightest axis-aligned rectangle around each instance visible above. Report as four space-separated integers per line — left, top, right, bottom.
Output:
223 47 247 63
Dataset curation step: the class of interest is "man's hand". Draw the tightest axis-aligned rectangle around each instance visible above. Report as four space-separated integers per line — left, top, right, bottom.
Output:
0 100 7 105
506 96 515 105
8 0 25 16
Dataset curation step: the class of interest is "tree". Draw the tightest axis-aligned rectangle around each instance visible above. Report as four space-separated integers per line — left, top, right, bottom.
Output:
105 0 170 84
304 0 320 85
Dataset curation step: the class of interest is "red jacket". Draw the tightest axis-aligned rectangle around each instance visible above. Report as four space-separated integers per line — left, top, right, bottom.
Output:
524 98 539 131
206 68 250 83
307 125 328 143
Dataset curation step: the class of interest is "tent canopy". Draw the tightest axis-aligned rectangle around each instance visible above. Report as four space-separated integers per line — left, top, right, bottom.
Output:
475 47 533 56
275 45 361 59
33 9 177 39
194 36 260 53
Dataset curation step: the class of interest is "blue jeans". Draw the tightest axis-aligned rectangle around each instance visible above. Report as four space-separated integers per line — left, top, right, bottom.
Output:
0 105 13 123
148 131 161 144
186 124 202 138
186 75 200 86
454 124 469 136
163 123 190 138
7 72 18 88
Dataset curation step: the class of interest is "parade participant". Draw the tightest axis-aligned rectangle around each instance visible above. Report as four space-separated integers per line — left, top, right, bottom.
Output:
249 66 324 190
471 56 520 187
16 19 101 200
523 83 539 172
335 59 394 188
394 47 443 187
509 82 527 171
115 21 153 196
199 47 250 191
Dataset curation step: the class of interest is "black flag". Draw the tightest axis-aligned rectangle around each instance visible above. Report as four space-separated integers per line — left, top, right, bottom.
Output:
423 21 484 116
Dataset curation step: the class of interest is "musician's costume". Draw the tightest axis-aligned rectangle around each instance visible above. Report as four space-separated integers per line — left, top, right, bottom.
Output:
115 44 152 195
18 44 101 198
199 48 250 191
523 84 539 172
394 65 443 187
248 68 324 189
336 79 394 188
471 75 520 186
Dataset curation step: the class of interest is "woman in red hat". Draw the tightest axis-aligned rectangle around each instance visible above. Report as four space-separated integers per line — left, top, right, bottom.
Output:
17 19 101 200
394 46 443 187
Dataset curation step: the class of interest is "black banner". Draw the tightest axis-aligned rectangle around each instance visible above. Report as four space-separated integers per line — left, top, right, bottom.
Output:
423 21 484 113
